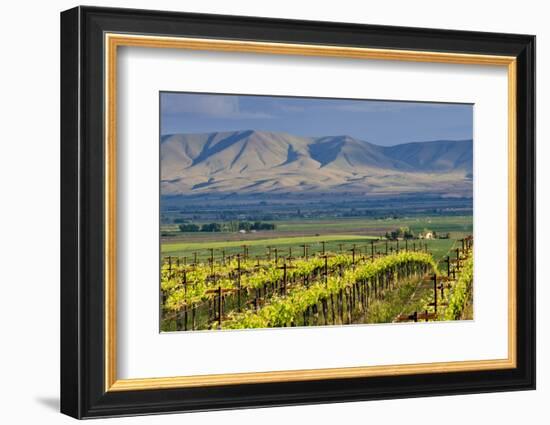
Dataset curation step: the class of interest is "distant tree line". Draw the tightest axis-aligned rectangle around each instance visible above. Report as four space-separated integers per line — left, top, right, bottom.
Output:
179 221 275 233
178 223 202 232
385 226 415 240
384 226 451 240
238 221 275 231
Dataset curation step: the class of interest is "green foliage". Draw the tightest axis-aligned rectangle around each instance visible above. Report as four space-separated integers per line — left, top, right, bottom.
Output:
445 254 474 320
178 223 200 232
386 226 415 240
200 222 222 232
223 251 436 329
252 221 276 230
160 253 358 311
239 221 276 231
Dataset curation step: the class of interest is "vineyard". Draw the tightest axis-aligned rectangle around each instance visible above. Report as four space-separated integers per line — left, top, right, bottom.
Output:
160 237 474 331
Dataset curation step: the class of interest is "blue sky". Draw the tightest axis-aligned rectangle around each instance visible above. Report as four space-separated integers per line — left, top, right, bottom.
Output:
160 92 472 146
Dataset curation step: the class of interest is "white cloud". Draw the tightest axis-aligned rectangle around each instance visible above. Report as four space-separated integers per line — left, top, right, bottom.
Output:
161 93 273 119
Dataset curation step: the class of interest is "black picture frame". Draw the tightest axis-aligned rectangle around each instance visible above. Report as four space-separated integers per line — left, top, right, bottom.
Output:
61 5 535 419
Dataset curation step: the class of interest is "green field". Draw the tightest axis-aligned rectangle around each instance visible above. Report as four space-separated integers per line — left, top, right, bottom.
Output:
161 215 468 263
161 215 472 237
274 216 472 234
162 234 378 260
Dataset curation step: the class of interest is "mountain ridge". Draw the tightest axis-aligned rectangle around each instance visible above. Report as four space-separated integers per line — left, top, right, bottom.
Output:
161 130 472 197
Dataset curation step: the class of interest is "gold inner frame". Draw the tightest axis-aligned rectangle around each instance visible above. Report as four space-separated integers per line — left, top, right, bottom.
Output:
104 33 517 392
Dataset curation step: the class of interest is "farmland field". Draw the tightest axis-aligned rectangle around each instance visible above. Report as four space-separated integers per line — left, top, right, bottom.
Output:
161 215 471 262
160 234 473 332
160 214 473 332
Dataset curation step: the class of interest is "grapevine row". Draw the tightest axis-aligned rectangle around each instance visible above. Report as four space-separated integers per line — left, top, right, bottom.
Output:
222 251 437 329
444 253 474 320
162 253 356 311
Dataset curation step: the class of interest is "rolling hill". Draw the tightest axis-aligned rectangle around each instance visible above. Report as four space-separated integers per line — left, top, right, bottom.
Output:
160 130 472 198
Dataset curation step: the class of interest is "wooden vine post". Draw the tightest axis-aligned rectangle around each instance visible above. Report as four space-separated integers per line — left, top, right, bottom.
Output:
209 248 214 274
321 254 330 283
432 273 438 314
370 240 375 259
350 244 358 267
236 254 242 311
217 286 222 329
282 262 288 295
182 269 188 331
300 243 309 260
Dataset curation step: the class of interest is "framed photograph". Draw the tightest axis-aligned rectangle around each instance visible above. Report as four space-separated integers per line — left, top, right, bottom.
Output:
60 6 535 419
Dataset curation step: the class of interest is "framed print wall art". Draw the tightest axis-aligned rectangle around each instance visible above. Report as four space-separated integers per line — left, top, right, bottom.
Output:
60 6 536 419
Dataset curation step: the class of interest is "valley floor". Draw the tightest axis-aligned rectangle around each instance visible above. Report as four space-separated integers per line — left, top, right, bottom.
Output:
160 215 472 263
